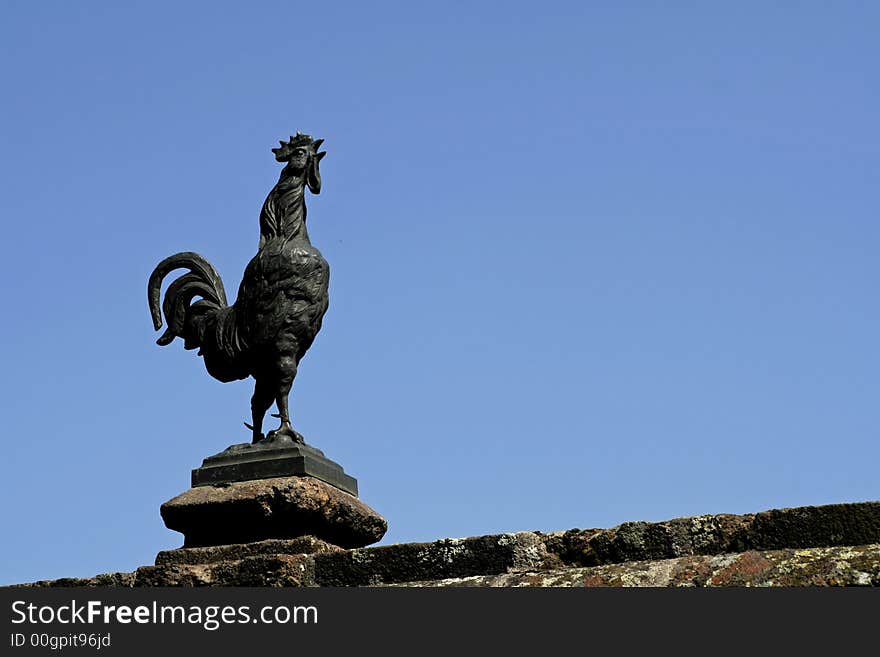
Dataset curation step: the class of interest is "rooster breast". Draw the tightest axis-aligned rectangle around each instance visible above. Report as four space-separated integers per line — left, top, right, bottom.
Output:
234 239 330 363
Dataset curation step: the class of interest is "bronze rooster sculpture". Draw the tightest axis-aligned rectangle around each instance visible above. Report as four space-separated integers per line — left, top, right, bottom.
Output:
148 133 329 444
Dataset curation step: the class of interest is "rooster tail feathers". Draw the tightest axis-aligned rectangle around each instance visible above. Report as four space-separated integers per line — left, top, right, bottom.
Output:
147 252 229 345
148 252 250 383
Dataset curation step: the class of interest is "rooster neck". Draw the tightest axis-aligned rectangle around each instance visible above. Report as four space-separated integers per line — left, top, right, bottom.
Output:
259 171 311 245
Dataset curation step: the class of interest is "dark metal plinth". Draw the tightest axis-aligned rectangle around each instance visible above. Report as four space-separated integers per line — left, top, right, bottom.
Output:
191 436 358 496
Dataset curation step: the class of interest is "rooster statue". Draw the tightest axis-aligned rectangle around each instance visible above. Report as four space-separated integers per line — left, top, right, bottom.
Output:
148 133 329 445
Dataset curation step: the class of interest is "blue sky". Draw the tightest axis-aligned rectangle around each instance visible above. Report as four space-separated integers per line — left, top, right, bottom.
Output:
1 1 877 585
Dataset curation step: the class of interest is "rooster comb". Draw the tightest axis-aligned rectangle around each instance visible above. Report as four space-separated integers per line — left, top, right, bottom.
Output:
271 131 325 161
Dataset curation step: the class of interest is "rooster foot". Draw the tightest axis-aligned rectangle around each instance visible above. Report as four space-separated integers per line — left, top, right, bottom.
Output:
265 424 305 444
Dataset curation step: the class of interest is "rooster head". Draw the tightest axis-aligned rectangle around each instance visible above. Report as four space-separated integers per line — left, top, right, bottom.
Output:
272 132 326 193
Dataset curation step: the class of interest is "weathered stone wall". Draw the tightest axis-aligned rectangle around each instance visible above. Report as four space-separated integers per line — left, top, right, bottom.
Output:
398 544 880 587
17 501 880 587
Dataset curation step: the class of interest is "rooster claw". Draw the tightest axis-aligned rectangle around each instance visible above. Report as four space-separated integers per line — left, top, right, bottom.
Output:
265 426 305 444
244 422 265 444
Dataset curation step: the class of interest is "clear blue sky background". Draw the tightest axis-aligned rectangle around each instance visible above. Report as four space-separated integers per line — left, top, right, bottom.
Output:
1 2 877 585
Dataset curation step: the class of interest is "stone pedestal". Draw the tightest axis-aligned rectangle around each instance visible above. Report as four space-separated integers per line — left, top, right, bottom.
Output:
191 437 358 495
161 475 386 548
161 437 386 550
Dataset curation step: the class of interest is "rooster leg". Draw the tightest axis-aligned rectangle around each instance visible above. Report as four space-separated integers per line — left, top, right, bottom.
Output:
271 387 305 444
265 360 305 443
249 380 274 444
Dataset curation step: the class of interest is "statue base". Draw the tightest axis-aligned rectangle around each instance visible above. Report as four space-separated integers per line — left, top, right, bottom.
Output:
161 475 387 548
191 436 357 496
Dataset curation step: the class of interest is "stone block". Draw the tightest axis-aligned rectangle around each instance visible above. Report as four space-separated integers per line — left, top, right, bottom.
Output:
160 476 386 548
155 536 341 566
